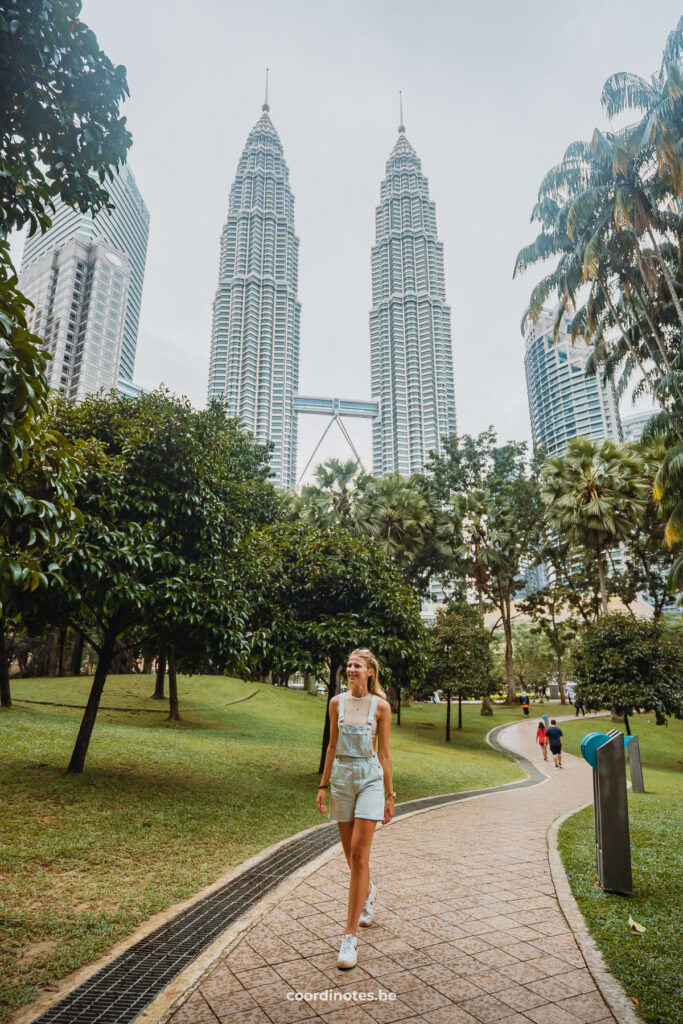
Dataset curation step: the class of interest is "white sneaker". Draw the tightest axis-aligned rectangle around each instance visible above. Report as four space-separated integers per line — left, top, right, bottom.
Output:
359 883 376 927
337 933 358 969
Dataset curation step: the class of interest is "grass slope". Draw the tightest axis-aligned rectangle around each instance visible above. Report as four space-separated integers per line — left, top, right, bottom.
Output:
558 715 683 1024
0 675 525 1022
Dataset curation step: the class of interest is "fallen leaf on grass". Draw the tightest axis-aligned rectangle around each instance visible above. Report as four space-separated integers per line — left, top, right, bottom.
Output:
631 997 639 1005
628 916 646 935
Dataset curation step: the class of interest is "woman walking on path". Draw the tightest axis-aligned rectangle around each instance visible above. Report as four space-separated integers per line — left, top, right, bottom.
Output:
316 649 394 970
536 719 548 761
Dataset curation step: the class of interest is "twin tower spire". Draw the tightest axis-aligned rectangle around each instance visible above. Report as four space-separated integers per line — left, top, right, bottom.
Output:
207 81 456 488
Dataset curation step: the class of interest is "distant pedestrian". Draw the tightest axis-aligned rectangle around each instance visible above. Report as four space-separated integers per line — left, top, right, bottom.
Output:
536 720 548 761
521 691 530 717
545 719 563 768
574 697 586 717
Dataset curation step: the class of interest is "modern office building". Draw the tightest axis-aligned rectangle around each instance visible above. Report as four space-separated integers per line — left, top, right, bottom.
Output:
621 408 656 441
523 306 622 456
208 93 301 489
20 163 150 387
370 107 456 477
20 236 132 401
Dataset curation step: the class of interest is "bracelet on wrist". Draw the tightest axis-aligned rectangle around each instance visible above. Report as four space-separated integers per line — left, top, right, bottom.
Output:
318 784 329 789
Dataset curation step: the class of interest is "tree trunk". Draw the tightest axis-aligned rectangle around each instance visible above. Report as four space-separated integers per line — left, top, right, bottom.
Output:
446 692 452 742
142 654 153 674
458 693 462 729
597 553 609 615
168 659 180 721
623 712 631 736
0 622 12 708
480 693 494 716
557 653 567 704
68 630 117 773
70 631 85 676
396 685 401 726
498 581 516 703
318 658 340 773
153 654 166 699
47 630 59 677
57 629 67 677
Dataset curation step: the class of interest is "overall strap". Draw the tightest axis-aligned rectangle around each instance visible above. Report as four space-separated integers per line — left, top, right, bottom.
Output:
367 694 379 723
337 692 345 724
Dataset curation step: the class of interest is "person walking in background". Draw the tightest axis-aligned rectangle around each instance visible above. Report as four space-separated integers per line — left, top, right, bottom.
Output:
545 719 564 768
521 691 530 717
574 696 586 716
536 720 548 760
316 648 394 969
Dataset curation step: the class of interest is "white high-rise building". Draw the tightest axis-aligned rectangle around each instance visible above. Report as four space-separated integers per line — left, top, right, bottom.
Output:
370 107 456 477
20 236 131 402
621 408 656 441
20 164 150 388
208 93 300 489
523 306 622 456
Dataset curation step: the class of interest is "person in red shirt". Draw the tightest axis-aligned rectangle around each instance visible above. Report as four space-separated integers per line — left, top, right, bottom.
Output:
536 720 548 761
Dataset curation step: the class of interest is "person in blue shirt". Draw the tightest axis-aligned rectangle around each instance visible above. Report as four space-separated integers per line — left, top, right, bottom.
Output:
545 720 563 768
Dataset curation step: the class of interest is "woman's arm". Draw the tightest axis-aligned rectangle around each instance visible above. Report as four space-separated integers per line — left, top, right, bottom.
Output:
316 696 339 814
376 699 394 824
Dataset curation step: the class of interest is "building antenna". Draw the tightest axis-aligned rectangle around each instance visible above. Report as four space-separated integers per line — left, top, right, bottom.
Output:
263 68 270 112
398 90 405 133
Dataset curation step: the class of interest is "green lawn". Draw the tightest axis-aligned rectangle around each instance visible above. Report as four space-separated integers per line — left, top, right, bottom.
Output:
558 715 683 1024
0 675 526 1023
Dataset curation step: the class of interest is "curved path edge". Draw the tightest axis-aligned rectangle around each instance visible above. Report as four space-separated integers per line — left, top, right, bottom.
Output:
548 808 642 1024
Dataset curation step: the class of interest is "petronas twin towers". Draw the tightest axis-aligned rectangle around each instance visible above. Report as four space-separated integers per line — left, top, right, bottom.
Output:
208 92 456 488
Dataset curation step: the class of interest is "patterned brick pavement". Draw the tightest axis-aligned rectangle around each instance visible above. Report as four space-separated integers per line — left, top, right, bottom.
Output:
168 715 616 1024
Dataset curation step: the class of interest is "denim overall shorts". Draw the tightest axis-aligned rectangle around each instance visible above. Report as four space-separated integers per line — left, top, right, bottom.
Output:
329 693 385 822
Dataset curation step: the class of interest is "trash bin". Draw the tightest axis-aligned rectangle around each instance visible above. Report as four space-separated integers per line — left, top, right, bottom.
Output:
580 729 632 896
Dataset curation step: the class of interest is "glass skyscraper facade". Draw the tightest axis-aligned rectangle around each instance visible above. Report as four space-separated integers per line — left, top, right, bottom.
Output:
20 164 150 385
523 306 622 456
370 119 456 477
208 100 300 489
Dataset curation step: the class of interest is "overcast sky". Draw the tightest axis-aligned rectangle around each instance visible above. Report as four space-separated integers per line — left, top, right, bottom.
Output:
14 0 679 482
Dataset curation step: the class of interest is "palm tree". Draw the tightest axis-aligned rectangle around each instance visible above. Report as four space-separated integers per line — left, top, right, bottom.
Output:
356 473 433 567
454 491 491 614
653 439 683 590
540 438 649 613
298 458 363 528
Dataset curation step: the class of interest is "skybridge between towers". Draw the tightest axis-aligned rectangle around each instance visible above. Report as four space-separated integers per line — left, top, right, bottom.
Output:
293 394 379 486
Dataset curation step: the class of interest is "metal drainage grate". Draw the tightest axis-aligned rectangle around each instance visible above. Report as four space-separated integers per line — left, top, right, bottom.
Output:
35 722 543 1023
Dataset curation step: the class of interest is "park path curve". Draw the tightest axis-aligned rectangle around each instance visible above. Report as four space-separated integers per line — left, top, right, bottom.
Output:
167 714 620 1024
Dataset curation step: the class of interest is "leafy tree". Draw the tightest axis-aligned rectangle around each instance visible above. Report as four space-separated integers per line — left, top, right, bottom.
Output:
573 614 683 731
36 390 277 771
427 431 544 703
422 601 492 739
541 438 649 614
610 438 676 617
653 436 683 592
1 0 131 238
1 0 133 705
0 403 97 706
242 521 426 769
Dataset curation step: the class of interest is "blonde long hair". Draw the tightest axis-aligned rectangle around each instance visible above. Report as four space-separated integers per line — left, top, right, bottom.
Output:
348 648 386 698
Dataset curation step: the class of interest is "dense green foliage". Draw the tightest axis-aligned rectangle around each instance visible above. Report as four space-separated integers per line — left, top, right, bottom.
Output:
423 601 492 738
573 614 683 724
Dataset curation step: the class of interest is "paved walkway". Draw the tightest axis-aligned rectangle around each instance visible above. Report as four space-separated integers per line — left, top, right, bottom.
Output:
169 715 616 1024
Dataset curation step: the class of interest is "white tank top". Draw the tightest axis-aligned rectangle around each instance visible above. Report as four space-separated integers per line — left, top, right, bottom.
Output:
342 693 380 746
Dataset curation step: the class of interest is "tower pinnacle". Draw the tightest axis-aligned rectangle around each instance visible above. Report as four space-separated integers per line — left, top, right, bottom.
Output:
398 90 405 133
262 68 270 112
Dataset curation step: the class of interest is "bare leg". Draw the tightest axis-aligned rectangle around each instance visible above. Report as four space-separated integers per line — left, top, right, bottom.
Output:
345 818 377 934
337 821 372 912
